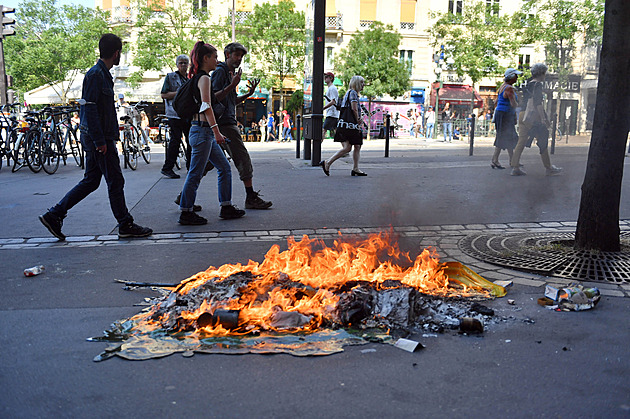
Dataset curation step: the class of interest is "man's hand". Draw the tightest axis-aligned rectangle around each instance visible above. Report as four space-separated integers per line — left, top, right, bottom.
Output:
247 78 260 95
96 144 107 155
230 68 243 87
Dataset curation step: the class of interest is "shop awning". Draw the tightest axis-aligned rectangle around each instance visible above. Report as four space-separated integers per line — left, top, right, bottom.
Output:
431 83 483 108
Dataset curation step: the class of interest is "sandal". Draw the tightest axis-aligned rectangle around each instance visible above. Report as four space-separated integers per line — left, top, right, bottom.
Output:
491 162 505 169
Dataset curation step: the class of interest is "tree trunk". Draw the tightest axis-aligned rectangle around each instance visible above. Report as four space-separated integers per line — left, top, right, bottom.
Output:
574 0 630 251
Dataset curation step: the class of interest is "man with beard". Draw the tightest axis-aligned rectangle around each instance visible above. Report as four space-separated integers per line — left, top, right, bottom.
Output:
39 34 152 240
212 42 272 210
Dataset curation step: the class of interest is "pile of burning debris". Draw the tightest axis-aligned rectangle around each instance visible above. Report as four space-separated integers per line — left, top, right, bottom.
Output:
92 232 505 361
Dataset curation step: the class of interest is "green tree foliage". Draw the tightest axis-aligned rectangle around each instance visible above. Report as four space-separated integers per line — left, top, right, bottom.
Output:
430 0 521 86
4 0 110 103
129 0 224 86
240 0 305 96
334 21 410 101
517 0 604 74
286 89 303 115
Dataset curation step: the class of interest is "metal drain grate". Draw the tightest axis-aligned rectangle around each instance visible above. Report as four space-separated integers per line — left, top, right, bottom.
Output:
458 232 630 284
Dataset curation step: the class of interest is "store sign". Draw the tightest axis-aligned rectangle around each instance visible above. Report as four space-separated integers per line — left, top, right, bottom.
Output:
540 74 581 93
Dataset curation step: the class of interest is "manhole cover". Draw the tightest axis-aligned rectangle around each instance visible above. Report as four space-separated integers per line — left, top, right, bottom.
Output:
458 232 630 284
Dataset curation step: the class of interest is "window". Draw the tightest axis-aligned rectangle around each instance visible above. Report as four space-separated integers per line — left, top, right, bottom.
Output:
486 0 499 16
400 0 416 30
400 50 414 75
360 0 376 28
326 47 334 70
448 0 463 15
518 54 530 71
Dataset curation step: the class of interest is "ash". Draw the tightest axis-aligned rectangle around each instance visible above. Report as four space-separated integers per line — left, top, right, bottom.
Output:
144 271 500 336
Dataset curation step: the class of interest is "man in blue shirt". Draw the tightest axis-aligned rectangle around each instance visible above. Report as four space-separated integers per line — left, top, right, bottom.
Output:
212 42 272 210
39 34 152 240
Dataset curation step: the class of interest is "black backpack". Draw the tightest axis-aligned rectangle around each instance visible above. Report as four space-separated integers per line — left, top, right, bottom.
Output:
172 70 225 120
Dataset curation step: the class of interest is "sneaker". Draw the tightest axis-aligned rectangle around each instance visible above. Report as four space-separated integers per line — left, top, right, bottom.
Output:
220 205 246 219
161 168 180 179
245 191 273 209
511 167 527 176
39 212 66 241
174 193 202 212
118 222 153 238
546 165 563 176
178 211 208 225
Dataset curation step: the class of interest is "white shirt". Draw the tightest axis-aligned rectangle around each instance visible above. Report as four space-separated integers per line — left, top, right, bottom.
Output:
325 84 340 118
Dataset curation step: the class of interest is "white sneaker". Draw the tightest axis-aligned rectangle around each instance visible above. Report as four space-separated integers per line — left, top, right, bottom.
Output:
511 167 527 176
546 165 563 176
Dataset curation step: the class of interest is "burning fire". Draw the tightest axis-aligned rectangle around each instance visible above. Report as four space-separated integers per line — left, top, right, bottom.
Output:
134 232 497 337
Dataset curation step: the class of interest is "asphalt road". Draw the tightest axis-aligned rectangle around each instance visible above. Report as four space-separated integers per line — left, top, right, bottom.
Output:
1 136 629 418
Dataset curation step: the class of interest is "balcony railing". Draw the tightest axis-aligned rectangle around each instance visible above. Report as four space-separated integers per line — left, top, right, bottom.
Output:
359 20 373 28
400 22 415 31
230 10 251 24
325 15 343 30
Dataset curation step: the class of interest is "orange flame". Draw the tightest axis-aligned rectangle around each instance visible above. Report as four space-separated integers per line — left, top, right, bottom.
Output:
140 231 485 336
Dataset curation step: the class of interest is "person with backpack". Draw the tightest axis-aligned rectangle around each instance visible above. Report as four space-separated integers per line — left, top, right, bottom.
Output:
177 41 245 225
510 63 562 176
160 54 191 179
212 42 272 210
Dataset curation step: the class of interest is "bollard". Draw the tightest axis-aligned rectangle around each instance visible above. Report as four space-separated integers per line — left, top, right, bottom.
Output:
551 115 556 155
296 114 301 159
385 113 390 158
468 113 475 156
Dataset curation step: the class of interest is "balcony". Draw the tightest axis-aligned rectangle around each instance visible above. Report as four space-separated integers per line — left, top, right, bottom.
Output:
400 22 415 31
359 20 373 29
325 14 343 30
230 10 251 24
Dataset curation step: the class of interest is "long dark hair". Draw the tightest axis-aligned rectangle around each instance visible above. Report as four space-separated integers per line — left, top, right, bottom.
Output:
188 41 217 79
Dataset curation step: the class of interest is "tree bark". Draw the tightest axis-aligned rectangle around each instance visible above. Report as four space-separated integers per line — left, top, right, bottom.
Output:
575 0 630 251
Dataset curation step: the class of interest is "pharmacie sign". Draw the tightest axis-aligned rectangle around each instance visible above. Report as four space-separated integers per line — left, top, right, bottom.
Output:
519 74 581 94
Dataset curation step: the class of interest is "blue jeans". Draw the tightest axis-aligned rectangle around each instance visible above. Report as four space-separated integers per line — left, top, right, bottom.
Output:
443 122 452 141
49 141 133 226
282 127 292 141
180 125 232 211
426 123 434 138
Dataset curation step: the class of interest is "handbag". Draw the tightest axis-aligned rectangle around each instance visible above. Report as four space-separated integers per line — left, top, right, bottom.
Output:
334 93 362 142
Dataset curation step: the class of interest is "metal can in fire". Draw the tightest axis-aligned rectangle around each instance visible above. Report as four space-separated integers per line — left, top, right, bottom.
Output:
24 265 45 277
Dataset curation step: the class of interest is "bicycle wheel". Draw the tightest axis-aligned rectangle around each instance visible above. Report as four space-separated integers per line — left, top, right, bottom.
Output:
40 131 61 174
12 133 26 172
134 125 151 164
176 142 186 170
124 131 138 170
25 131 43 173
66 128 84 168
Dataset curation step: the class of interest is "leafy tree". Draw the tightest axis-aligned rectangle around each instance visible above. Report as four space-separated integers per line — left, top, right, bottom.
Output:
286 89 303 115
333 21 410 137
240 0 305 106
128 0 225 86
4 0 111 104
430 0 521 112
575 0 630 251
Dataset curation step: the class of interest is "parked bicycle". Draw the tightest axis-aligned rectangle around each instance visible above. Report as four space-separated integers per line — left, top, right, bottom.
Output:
156 114 186 170
39 106 83 174
0 103 21 171
118 101 151 169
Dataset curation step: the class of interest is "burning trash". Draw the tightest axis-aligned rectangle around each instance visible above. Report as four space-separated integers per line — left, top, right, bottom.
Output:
91 232 506 361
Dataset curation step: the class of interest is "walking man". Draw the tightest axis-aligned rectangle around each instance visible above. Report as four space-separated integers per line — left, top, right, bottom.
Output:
322 72 339 139
160 54 191 179
212 42 272 209
39 33 152 240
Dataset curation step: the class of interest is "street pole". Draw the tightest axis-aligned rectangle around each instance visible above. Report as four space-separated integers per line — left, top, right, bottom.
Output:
231 0 236 43
295 114 301 159
310 0 324 166
384 113 390 157
433 83 440 140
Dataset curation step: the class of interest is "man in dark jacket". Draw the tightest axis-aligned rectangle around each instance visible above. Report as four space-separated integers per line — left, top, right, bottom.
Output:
39 33 152 240
212 42 272 210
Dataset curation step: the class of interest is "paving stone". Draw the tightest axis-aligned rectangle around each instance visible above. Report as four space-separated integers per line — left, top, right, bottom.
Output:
3 244 39 249
486 224 509 229
539 222 563 227
66 236 97 242
27 237 60 244
219 231 245 237
394 226 419 232
268 230 291 236
442 224 465 230
97 235 119 241
401 231 423 237
464 224 487 230
151 233 181 240
577 281 627 290
338 228 364 234
416 225 441 231
560 221 577 227
511 277 546 287
245 231 270 236
598 288 625 298
507 223 540 229
620 284 630 291
182 232 219 238
438 237 460 244
0 238 25 244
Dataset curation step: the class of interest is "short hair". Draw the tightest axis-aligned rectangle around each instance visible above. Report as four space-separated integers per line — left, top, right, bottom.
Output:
348 75 365 91
530 63 548 78
176 54 189 65
224 42 248 58
99 33 122 60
